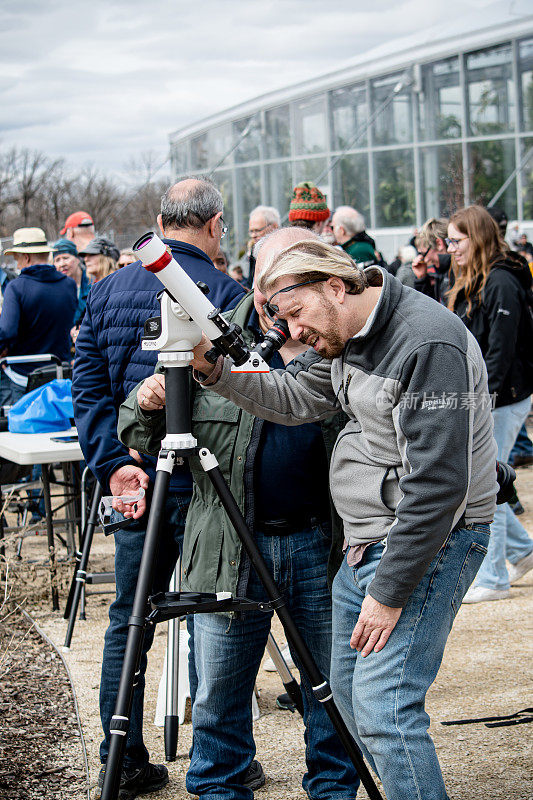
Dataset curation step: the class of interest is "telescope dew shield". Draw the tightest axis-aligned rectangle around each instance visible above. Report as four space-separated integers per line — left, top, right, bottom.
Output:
133 232 224 344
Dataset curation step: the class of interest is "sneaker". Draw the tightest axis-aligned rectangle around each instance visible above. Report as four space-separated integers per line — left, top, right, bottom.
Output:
462 585 510 604
96 762 169 800
263 643 295 672
276 692 297 712
508 550 533 584
243 760 266 791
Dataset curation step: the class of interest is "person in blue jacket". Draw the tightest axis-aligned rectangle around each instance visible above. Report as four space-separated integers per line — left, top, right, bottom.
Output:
72 178 246 800
0 227 77 405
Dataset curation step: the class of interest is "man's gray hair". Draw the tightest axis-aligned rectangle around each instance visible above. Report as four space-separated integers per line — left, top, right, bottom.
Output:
334 206 366 236
258 239 368 296
160 176 223 230
399 245 417 264
249 205 281 228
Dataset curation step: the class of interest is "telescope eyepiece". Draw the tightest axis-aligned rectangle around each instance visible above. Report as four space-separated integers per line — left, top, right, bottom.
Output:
253 319 289 364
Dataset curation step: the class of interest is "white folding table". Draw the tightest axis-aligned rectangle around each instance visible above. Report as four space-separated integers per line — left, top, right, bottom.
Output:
0 427 83 610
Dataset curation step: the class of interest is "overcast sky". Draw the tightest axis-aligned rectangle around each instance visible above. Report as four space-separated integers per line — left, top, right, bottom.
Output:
0 0 528 186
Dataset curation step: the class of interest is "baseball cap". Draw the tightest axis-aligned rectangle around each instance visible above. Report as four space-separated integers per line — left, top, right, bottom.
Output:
78 236 120 262
60 211 94 235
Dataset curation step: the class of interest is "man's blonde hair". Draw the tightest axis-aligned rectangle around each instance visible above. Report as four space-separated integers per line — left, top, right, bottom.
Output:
416 217 448 251
257 239 368 296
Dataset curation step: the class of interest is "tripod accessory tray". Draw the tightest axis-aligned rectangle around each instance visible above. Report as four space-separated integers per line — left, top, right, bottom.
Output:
148 590 276 622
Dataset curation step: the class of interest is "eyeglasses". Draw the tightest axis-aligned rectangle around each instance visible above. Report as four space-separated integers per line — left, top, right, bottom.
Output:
249 224 268 237
264 278 325 320
445 237 469 250
220 217 228 239
417 246 431 259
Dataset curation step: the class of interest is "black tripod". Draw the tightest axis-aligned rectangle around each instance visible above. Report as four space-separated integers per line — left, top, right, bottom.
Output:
101 287 382 800
100 357 382 800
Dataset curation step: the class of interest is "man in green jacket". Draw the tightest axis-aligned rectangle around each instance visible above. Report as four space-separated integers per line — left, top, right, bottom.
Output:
332 206 376 264
118 228 359 800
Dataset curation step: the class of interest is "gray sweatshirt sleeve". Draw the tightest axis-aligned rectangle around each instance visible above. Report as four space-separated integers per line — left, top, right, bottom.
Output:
201 349 340 424
368 341 482 607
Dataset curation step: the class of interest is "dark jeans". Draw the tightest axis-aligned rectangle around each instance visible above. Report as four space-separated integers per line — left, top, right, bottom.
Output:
509 422 533 463
99 492 193 767
187 523 360 800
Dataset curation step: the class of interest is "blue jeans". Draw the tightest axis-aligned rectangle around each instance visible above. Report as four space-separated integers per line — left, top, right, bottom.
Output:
330 525 490 800
187 523 359 800
99 492 193 767
475 396 533 590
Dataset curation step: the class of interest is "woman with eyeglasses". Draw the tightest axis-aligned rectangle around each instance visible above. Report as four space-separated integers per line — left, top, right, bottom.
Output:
447 205 533 603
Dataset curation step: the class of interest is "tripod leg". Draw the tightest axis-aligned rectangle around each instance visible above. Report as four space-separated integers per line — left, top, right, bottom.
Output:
164 560 181 761
63 479 100 619
79 469 90 621
63 482 103 649
100 456 173 800
266 633 304 716
198 448 382 800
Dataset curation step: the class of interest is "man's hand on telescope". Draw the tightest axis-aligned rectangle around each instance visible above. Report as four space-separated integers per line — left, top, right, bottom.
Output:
110 465 150 519
191 333 218 377
350 594 402 657
137 373 166 412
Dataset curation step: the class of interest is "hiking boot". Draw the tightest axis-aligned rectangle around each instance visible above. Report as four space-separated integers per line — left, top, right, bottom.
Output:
189 761 265 798
243 760 266 791
96 762 169 800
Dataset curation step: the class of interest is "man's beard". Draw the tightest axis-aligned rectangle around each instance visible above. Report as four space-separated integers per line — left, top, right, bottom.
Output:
300 301 345 359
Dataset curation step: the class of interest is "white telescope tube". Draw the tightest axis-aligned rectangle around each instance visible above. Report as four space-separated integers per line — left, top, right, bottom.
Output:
133 232 224 343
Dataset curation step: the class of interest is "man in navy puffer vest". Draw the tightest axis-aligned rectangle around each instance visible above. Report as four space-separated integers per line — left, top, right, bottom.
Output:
72 178 245 800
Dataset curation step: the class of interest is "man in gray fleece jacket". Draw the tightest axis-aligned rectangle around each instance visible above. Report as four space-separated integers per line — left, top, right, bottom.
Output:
177 235 497 800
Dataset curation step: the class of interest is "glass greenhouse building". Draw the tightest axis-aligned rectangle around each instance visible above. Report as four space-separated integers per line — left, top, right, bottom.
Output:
169 11 533 258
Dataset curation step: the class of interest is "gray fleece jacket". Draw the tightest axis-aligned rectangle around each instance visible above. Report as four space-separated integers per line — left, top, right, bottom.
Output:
203 268 497 607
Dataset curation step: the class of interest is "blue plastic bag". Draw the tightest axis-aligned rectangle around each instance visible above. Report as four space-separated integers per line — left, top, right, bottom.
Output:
8 379 74 434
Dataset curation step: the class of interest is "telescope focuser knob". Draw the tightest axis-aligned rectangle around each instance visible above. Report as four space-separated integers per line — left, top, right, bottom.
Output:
204 347 220 365
196 281 209 295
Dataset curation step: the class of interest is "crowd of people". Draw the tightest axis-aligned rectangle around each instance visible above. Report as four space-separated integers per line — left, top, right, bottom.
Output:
0 176 532 800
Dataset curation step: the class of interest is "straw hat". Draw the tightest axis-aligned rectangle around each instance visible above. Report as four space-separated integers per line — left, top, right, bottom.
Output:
4 227 53 256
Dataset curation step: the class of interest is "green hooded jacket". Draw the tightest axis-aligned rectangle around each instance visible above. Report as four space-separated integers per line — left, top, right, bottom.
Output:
342 236 375 264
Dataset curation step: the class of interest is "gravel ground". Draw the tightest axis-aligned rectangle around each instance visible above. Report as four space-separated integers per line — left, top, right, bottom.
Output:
1 468 532 800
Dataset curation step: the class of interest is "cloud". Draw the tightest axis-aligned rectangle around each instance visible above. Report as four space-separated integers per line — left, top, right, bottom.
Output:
0 0 527 182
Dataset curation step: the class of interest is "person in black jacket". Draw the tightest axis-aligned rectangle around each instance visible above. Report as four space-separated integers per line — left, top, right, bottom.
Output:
447 205 533 602
411 217 451 304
